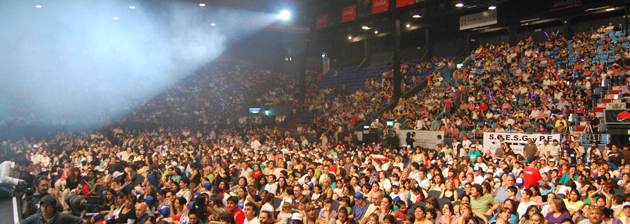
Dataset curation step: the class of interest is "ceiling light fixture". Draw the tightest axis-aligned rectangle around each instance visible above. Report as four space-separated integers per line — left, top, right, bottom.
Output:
412 14 421 18
35 5 41 8
348 36 352 40
606 8 615 11
199 3 206 7
362 26 370 30
129 6 135 9
374 30 378 34
210 23 216 26
113 17 119 20
406 24 411 28
456 3 464 7
488 6 496 10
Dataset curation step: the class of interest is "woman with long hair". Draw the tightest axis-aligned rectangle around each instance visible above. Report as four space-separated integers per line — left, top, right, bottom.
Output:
519 206 541 224
237 187 247 210
563 190 584 215
528 185 543 206
62 167 82 210
446 169 461 191
108 194 137 224
252 164 263 180
439 203 457 224
155 190 171 219
304 203 318 224
276 177 288 198
89 189 117 224
166 197 189 224
545 199 571 224
189 162 202 191
440 181 459 202
429 173 446 192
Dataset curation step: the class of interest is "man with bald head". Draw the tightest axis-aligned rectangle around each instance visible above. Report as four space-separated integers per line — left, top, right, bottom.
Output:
134 203 150 224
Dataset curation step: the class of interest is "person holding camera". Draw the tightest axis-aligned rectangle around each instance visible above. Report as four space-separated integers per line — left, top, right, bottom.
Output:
23 177 63 218
0 159 31 198
18 194 85 224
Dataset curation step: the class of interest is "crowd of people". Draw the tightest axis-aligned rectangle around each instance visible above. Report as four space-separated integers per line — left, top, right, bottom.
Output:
372 26 630 141
2 24 630 224
0 56 300 129
295 56 456 135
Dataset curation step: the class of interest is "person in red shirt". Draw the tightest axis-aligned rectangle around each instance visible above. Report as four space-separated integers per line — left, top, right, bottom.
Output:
523 159 542 189
227 196 245 224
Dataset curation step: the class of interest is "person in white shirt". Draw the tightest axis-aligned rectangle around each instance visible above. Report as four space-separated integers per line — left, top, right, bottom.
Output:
243 203 260 224
0 160 28 198
549 139 562 159
250 138 262 152
516 189 537 218
473 166 485 184
393 120 401 130
539 140 551 159
462 135 472 149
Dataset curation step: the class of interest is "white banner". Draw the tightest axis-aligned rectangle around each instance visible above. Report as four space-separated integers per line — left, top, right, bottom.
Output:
459 10 497 30
396 130 445 148
483 133 561 156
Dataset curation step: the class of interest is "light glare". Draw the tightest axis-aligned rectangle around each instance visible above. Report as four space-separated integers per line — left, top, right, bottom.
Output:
199 3 206 7
348 36 352 40
35 5 42 8
488 6 496 10
606 8 615 11
210 23 216 26
113 17 118 20
279 10 290 20
129 6 135 9
412 14 421 18
456 3 464 7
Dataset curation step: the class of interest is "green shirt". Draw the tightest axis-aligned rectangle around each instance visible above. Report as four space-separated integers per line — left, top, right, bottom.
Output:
470 194 498 214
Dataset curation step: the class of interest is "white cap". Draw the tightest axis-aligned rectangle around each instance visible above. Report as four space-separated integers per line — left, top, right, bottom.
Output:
112 171 124 179
291 213 303 222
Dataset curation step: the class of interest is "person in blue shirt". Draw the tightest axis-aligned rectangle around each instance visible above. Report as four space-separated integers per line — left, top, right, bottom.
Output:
488 198 518 224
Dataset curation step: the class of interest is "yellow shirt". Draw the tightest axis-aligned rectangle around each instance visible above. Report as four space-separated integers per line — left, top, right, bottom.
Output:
414 220 432 224
563 199 584 213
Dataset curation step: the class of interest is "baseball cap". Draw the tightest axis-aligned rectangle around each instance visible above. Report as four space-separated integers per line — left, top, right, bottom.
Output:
392 182 400 187
392 196 401 203
203 182 212 190
487 169 494 173
145 196 154 204
474 166 482 171
516 178 524 186
355 192 368 200
112 171 124 179
291 213 303 222
40 195 57 207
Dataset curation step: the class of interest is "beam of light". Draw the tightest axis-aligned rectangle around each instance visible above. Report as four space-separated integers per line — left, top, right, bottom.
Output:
0 0 280 134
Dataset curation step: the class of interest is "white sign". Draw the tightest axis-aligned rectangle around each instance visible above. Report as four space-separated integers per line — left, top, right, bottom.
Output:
460 10 497 30
483 133 561 156
396 130 445 148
